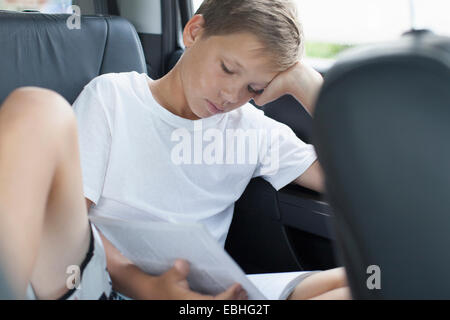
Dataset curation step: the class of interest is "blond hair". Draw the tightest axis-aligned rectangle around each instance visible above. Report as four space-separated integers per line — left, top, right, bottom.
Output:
195 0 303 71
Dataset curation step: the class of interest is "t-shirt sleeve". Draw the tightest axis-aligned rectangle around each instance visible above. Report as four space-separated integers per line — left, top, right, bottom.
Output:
72 82 112 205
251 109 318 191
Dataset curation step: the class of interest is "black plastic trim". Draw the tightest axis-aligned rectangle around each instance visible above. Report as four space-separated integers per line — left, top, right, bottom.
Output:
161 0 178 75
277 184 334 240
179 0 193 28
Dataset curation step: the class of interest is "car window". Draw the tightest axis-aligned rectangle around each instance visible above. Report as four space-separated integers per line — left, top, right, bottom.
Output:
192 0 450 65
0 0 72 13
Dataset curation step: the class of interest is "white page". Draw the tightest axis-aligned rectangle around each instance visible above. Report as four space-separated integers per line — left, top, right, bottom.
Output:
247 271 316 300
90 215 266 299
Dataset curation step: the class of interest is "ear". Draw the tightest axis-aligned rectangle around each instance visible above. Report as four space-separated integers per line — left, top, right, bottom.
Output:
183 14 205 48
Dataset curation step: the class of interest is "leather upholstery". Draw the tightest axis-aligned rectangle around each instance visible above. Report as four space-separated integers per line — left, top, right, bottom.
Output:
314 31 450 299
0 11 147 105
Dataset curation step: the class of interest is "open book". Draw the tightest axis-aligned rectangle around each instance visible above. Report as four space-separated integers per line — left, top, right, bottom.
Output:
90 215 313 300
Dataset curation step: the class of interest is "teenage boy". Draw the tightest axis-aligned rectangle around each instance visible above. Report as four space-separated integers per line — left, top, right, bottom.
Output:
72 0 349 299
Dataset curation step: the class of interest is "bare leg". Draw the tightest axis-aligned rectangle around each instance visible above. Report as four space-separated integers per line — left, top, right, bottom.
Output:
288 267 351 300
309 287 351 300
0 87 90 299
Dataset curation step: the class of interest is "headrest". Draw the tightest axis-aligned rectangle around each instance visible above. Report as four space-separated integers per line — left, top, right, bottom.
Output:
314 31 450 299
0 11 147 104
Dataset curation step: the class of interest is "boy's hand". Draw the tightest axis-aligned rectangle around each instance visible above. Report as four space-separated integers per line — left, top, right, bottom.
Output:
253 61 323 116
138 259 248 300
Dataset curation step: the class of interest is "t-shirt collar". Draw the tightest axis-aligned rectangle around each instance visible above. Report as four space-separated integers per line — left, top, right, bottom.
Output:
142 74 227 130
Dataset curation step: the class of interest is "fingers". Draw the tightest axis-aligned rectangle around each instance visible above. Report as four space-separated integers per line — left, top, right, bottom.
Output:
165 259 190 282
174 259 190 276
252 74 287 107
214 283 248 300
174 281 247 300
253 87 278 107
164 260 248 300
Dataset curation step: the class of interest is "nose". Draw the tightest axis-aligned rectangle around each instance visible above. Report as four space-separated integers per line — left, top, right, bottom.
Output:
220 83 242 106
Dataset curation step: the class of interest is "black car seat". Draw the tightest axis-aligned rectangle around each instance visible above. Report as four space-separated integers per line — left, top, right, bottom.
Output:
314 30 450 299
0 11 147 105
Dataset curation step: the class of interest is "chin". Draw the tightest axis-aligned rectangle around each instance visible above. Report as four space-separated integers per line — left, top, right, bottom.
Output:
190 102 211 119
189 105 207 119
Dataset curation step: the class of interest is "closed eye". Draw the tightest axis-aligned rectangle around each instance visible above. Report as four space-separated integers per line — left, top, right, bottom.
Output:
221 62 234 75
222 61 263 95
248 85 264 95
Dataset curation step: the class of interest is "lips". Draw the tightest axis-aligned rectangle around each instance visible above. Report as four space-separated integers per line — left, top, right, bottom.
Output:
206 99 224 115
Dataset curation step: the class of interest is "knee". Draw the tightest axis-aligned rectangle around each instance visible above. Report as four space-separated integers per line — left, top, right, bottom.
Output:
1 87 76 133
5 87 72 115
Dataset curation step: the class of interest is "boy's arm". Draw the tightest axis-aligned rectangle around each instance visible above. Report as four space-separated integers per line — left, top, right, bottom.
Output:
253 61 323 116
253 62 325 193
293 160 325 194
86 199 246 300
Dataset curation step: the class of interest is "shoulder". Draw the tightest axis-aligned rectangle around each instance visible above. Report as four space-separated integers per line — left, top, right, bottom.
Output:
228 102 263 122
227 102 276 130
84 71 145 94
239 102 265 116
75 71 149 115
73 72 145 119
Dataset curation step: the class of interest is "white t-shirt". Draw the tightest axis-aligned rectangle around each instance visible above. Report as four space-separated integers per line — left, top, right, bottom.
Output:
73 71 317 246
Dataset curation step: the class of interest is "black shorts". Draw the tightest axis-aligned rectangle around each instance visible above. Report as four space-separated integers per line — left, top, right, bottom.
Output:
26 224 114 300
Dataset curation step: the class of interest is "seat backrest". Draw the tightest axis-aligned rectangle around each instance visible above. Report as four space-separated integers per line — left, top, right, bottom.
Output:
0 11 147 105
314 31 450 299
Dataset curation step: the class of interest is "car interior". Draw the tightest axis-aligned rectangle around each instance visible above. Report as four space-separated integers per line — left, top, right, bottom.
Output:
0 0 338 277
0 0 449 299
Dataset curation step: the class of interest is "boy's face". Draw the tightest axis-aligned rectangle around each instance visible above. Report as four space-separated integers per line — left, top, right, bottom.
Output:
180 16 280 119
